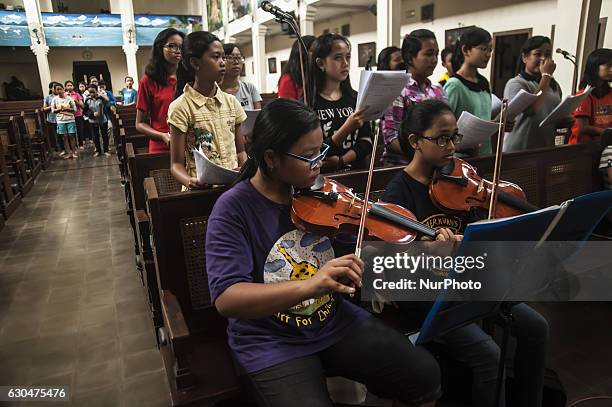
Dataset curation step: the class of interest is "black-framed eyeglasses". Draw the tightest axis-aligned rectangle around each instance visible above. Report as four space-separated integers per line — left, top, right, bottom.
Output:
226 55 245 63
164 43 182 52
284 143 330 170
421 133 463 147
475 46 494 54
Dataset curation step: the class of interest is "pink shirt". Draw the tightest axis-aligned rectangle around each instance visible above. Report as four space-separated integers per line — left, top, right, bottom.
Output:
67 91 84 117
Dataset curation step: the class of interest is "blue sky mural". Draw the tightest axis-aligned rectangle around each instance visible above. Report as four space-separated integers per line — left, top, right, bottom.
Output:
0 11 31 47
42 13 123 47
135 15 202 46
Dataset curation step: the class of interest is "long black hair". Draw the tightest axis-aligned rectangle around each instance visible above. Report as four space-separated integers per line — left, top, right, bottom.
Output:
451 26 492 73
402 29 437 68
399 99 454 161
279 35 315 90
237 98 321 182
516 36 559 92
579 48 612 98
145 28 186 86
377 46 401 70
174 31 221 99
309 33 355 110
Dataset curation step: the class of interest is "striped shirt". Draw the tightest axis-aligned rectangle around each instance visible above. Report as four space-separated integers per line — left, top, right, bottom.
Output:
600 146 612 189
381 77 447 165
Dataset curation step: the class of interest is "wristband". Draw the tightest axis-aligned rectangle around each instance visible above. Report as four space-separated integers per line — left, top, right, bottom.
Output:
541 73 552 78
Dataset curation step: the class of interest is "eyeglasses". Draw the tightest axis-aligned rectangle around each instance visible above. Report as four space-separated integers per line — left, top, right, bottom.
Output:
475 46 494 54
284 144 330 170
164 43 182 52
225 55 245 63
421 133 463 147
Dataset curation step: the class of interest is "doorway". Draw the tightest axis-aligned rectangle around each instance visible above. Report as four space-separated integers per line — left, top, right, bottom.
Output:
490 29 532 98
73 61 112 91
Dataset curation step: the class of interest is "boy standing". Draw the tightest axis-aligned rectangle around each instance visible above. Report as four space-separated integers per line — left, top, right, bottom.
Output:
98 80 116 154
65 80 85 149
118 76 137 106
85 86 110 157
51 83 78 159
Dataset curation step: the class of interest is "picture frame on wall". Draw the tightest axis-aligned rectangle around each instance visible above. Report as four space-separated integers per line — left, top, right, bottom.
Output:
357 42 376 68
444 25 475 49
268 57 277 74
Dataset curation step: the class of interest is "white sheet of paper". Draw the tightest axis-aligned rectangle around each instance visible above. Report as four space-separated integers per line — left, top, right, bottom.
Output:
491 93 503 118
242 109 260 135
193 147 239 185
356 70 410 121
457 111 500 151
539 85 593 128
491 89 541 120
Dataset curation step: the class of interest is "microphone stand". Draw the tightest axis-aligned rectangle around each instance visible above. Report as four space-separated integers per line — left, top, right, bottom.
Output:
265 8 310 106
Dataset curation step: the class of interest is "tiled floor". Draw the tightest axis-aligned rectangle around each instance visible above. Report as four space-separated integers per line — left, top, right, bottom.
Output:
1 147 611 407
0 146 171 407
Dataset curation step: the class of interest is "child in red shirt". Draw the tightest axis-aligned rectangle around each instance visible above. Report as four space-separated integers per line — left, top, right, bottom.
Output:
570 48 612 144
136 28 185 153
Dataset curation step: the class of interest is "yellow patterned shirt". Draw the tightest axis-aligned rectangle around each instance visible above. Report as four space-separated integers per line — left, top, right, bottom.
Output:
167 83 247 177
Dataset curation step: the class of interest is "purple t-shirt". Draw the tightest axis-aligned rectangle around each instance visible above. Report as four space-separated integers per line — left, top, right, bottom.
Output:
206 179 369 374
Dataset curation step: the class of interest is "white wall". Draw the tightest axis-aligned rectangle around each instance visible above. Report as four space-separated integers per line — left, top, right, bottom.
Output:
601 0 612 49
132 0 201 15
263 34 293 92
47 47 128 94
0 47 42 99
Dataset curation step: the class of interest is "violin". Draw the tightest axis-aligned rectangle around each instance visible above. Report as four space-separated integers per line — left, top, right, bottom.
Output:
429 157 539 218
291 177 437 243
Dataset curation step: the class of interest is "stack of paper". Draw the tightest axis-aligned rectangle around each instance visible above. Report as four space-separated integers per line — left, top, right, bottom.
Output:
356 70 410 121
456 112 500 151
193 147 239 185
491 89 542 120
539 85 593 127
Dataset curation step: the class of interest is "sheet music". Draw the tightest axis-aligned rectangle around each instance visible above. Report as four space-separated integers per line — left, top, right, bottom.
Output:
242 109 260 135
193 147 239 185
456 111 500 151
539 85 593 127
356 70 410 121
491 89 541 120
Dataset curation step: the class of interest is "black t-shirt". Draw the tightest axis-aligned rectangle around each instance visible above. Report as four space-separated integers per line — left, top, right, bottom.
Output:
315 92 373 163
382 170 478 235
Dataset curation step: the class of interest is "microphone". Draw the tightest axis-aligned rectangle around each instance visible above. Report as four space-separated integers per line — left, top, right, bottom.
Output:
260 1 293 20
556 48 575 59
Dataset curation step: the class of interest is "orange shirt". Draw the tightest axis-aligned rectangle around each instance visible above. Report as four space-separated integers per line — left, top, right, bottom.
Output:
570 89 612 144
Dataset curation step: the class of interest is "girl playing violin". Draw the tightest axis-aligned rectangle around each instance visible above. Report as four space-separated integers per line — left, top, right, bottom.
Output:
383 99 549 407
205 98 441 407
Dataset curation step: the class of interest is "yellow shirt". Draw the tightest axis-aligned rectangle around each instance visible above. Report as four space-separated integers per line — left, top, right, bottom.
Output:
167 83 247 178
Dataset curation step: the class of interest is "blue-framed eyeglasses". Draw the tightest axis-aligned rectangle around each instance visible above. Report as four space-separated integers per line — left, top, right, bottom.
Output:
284 143 330 170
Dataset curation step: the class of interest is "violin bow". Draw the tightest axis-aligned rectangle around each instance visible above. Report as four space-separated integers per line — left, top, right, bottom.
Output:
488 99 509 219
355 123 380 258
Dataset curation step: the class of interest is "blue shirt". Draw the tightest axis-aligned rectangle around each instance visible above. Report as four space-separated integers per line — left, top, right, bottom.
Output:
120 88 137 105
206 179 369 374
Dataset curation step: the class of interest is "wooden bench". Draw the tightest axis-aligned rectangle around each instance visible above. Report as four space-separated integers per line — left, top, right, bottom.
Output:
126 143 170 332
0 132 22 220
1 116 34 196
143 143 604 406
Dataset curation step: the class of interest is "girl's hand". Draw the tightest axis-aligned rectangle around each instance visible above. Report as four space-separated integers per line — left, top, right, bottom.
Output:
421 227 462 242
556 116 575 129
188 177 206 189
164 132 172 145
540 58 556 76
305 254 364 297
342 108 367 134
93 112 99 118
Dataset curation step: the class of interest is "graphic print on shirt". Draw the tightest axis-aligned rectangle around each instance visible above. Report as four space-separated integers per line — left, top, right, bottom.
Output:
318 106 358 151
188 127 218 161
264 230 336 321
421 214 463 235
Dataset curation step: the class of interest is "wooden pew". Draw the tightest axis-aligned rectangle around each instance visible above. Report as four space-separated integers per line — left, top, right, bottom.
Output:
2 116 33 196
260 92 277 107
15 114 42 180
0 132 22 220
126 143 170 331
144 143 603 406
